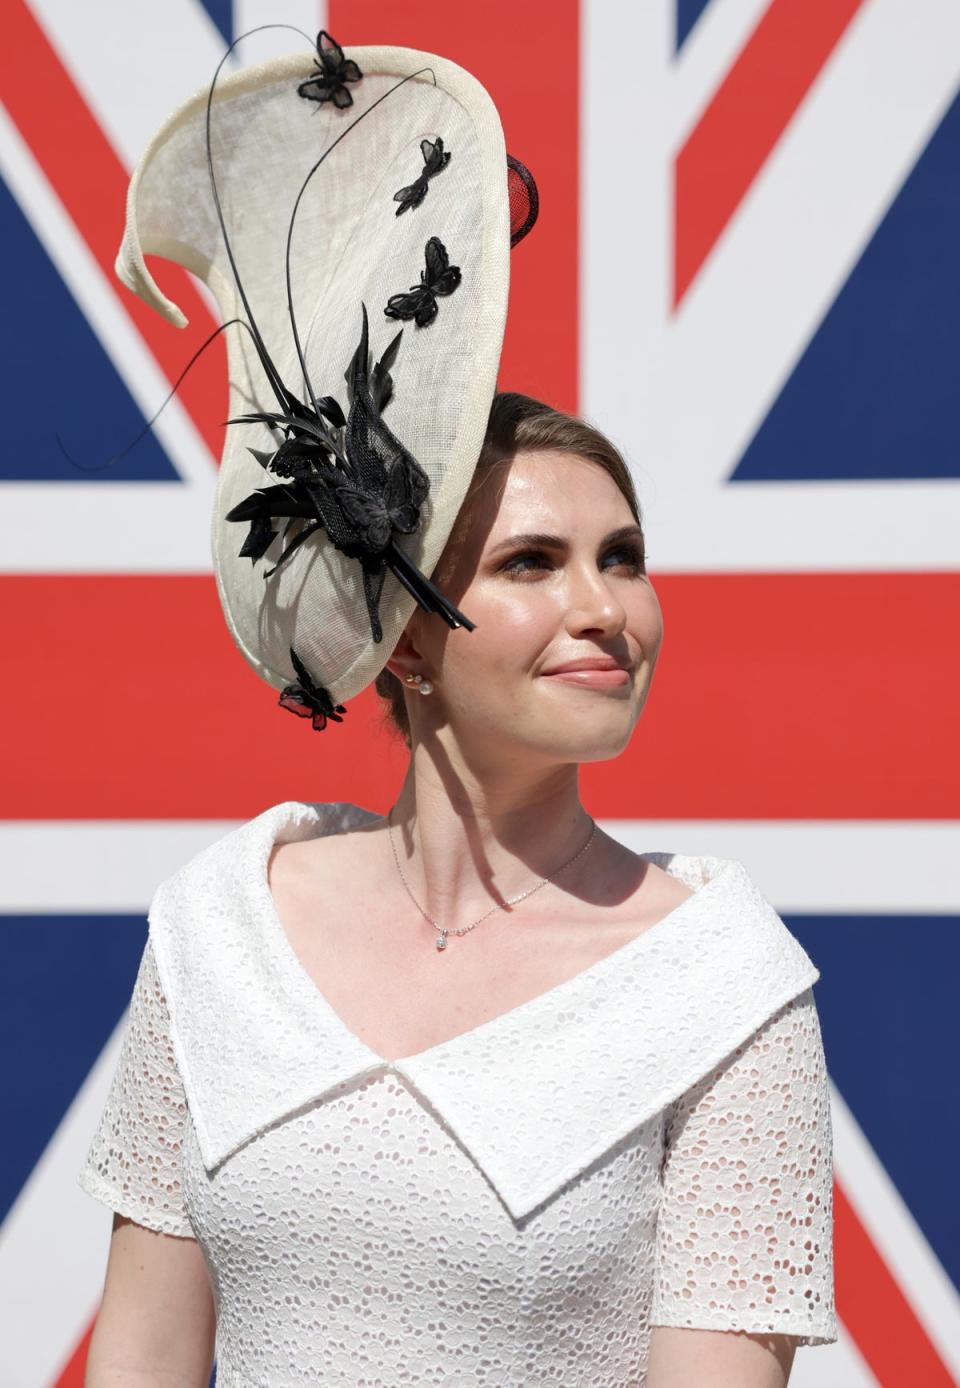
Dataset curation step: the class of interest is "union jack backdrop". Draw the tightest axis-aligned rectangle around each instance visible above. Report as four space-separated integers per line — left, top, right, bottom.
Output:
1 2 958 1385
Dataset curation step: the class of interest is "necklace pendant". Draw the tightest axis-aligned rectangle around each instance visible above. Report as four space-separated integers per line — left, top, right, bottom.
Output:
436 931 447 951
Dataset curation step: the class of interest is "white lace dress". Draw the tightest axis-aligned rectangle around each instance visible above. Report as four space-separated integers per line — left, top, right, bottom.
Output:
79 800 837 1386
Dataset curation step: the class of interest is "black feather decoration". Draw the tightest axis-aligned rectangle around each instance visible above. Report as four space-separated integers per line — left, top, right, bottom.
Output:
224 304 475 643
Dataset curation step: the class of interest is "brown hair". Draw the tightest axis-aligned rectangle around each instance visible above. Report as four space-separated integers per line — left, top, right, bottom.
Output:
374 391 643 746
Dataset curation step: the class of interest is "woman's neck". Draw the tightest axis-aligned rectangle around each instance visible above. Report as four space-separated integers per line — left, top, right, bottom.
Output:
387 752 596 922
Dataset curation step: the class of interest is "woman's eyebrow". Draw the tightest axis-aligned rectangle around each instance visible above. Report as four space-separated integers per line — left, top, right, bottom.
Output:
487 524 643 558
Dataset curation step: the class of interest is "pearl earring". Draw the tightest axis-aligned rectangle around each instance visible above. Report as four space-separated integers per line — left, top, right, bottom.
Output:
404 673 433 696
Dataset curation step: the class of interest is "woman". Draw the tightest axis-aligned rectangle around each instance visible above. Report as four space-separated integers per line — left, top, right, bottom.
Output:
79 31 836 1388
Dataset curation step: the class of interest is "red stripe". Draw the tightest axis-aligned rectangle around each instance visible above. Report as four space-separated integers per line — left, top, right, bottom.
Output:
674 0 866 307
834 1181 956 1386
1 572 955 819
329 0 580 412
2 0 226 460
52 1320 92 1388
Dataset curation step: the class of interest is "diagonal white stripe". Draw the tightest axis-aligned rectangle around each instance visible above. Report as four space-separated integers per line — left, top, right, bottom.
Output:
831 1082 960 1382
583 0 960 571
0 1019 127 1388
1 820 956 913
661 0 960 566
788 1323 880 1388
29 1 328 173
0 102 217 570
27 0 230 171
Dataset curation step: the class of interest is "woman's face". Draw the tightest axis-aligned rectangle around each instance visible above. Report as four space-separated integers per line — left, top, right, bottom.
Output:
389 448 665 764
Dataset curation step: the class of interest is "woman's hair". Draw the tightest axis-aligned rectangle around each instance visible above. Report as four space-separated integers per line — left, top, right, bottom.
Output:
374 390 643 746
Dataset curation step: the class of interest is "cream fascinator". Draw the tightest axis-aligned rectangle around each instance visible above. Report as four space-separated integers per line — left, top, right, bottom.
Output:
115 28 538 728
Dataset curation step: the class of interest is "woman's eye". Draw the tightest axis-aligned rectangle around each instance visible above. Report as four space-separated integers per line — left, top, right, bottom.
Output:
605 544 646 572
500 545 645 577
502 551 550 575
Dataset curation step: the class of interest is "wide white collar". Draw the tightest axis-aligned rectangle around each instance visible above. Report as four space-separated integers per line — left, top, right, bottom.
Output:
148 801 819 1221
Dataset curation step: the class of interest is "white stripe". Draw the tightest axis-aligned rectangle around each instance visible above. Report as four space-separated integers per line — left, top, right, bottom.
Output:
831 1082 960 1382
671 0 772 146
0 820 956 913
0 823 240 912
0 1021 126 1388
583 0 960 570
2 481 216 570
603 820 960 913
0 103 217 571
580 0 673 460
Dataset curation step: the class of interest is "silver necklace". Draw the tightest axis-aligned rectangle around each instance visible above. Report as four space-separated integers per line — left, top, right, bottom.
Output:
386 807 597 951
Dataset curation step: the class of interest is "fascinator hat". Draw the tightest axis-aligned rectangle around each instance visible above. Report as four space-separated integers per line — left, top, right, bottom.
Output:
116 28 538 729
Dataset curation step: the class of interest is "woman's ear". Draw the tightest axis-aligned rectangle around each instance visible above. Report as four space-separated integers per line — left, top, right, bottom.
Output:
383 623 425 684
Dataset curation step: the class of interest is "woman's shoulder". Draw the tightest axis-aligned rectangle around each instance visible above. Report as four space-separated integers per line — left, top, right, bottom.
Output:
598 836 743 921
267 803 386 892
146 801 381 978
636 846 743 892
601 840 819 976
161 800 377 892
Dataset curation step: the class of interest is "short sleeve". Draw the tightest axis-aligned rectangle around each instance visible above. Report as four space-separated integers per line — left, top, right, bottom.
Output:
78 934 194 1238
651 986 837 1344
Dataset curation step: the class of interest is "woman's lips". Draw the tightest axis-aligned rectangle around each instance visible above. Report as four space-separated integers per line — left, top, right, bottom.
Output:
540 668 630 688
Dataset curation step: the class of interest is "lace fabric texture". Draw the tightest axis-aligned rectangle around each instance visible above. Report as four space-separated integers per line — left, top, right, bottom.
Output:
79 936 192 1238
79 802 837 1386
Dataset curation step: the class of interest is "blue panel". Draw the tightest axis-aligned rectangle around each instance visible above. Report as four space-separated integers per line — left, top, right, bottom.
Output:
0 176 180 482
0 915 147 1222
734 91 960 480
787 913 960 1292
198 0 233 48
676 0 714 53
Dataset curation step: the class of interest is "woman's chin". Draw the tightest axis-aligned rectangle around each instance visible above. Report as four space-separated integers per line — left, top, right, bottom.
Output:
527 709 640 762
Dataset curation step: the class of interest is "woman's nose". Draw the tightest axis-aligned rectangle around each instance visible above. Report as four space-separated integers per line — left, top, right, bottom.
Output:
563 562 628 637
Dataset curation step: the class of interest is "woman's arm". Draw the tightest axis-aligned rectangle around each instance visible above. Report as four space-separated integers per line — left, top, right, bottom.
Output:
85 1213 216 1387
647 1326 797 1387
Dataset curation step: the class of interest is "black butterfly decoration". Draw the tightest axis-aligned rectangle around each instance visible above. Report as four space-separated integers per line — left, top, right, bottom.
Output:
384 236 462 328
393 137 452 215
279 647 348 730
297 30 363 109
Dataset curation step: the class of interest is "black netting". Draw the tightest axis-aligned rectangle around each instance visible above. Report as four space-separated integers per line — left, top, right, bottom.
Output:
506 154 540 247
